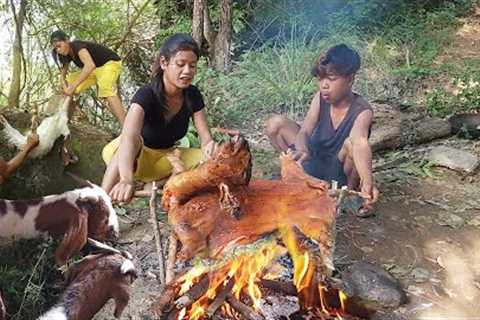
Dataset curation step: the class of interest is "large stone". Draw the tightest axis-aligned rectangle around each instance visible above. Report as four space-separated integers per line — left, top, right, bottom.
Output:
425 146 479 173
342 261 407 309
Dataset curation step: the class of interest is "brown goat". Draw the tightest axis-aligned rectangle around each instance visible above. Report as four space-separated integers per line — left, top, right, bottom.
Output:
38 251 137 320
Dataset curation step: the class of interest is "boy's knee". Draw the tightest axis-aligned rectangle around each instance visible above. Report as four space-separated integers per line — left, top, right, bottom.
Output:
264 114 288 136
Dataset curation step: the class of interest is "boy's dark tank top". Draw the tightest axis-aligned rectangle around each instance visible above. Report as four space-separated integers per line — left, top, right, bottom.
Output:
302 93 372 187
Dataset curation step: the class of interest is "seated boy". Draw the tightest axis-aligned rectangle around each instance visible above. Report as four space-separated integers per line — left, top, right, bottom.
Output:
264 44 379 215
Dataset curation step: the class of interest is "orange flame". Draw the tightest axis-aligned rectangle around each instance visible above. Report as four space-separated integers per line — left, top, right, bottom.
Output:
179 239 282 319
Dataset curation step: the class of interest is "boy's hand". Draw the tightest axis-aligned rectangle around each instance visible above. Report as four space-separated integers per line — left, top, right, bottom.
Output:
360 183 379 212
287 148 310 164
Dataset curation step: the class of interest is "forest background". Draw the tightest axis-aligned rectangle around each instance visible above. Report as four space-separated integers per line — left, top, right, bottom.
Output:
1 0 480 318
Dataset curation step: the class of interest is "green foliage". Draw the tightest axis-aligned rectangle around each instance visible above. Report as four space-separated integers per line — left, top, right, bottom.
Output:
426 67 480 117
0 239 60 320
198 27 327 126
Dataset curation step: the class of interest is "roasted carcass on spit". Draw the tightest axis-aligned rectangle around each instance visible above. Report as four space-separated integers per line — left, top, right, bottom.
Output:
162 137 336 266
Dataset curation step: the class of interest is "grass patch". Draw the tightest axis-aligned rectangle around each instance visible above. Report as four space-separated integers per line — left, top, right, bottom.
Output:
0 239 61 320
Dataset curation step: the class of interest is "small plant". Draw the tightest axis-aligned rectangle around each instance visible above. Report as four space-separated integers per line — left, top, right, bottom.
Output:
425 87 456 117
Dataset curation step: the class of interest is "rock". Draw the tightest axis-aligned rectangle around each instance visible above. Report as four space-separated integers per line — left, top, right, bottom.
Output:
342 261 407 309
467 215 480 227
425 146 479 173
436 212 465 228
410 267 430 283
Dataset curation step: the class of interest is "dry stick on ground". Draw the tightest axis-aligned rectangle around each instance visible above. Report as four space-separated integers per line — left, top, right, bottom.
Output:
205 278 235 317
226 294 265 320
149 181 166 285
165 233 178 284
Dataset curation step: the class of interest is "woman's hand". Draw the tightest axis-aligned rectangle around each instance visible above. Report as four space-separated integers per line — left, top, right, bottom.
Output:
202 140 218 159
63 84 76 96
109 179 135 204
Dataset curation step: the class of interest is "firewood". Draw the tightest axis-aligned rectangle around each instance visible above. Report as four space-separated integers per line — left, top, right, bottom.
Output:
165 233 178 284
134 189 163 198
205 278 234 317
226 294 264 320
258 279 297 296
174 274 210 309
149 181 165 285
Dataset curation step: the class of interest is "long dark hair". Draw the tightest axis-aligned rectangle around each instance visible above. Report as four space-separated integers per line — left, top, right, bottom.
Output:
150 33 200 113
50 30 70 68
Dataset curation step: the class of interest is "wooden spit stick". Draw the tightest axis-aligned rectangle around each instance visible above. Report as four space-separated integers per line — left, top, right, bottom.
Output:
165 233 178 284
149 181 165 285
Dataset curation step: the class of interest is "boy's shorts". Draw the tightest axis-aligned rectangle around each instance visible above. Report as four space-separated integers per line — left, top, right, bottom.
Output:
66 60 122 98
102 137 204 182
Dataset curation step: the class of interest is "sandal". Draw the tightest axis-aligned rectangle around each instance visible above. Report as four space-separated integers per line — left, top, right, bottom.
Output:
340 194 375 218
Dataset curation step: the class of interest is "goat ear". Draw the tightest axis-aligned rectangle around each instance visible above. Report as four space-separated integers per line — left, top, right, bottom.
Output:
55 209 88 266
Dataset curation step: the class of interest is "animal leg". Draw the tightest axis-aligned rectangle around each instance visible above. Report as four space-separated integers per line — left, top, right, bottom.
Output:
113 285 131 318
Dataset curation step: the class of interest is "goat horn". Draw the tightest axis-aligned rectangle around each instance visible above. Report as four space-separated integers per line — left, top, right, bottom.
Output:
87 238 121 254
65 171 95 188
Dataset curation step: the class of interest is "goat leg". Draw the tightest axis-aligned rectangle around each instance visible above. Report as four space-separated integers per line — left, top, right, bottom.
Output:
113 284 131 318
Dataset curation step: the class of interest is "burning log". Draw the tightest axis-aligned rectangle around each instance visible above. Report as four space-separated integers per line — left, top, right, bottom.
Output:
258 279 297 296
174 274 210 309
226 294 264 320
205 278 234 317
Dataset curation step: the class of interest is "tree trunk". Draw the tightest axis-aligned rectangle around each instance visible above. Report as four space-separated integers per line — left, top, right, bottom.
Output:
8 0 27 109
213 0 233 73
203 3 216 61
192 0 204 47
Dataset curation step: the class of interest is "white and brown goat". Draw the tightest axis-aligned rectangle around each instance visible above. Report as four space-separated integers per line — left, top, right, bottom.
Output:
38 250 137 320
0 184 119 266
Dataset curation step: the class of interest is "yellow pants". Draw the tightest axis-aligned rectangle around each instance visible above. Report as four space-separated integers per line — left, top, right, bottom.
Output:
102 137 204 182
66 60 122 98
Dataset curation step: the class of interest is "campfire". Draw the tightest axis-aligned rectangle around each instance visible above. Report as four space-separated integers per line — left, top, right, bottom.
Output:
150 137 372 320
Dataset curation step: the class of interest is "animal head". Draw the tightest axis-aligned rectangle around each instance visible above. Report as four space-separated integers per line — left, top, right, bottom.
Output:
74 184 119 241
210 135 252 186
